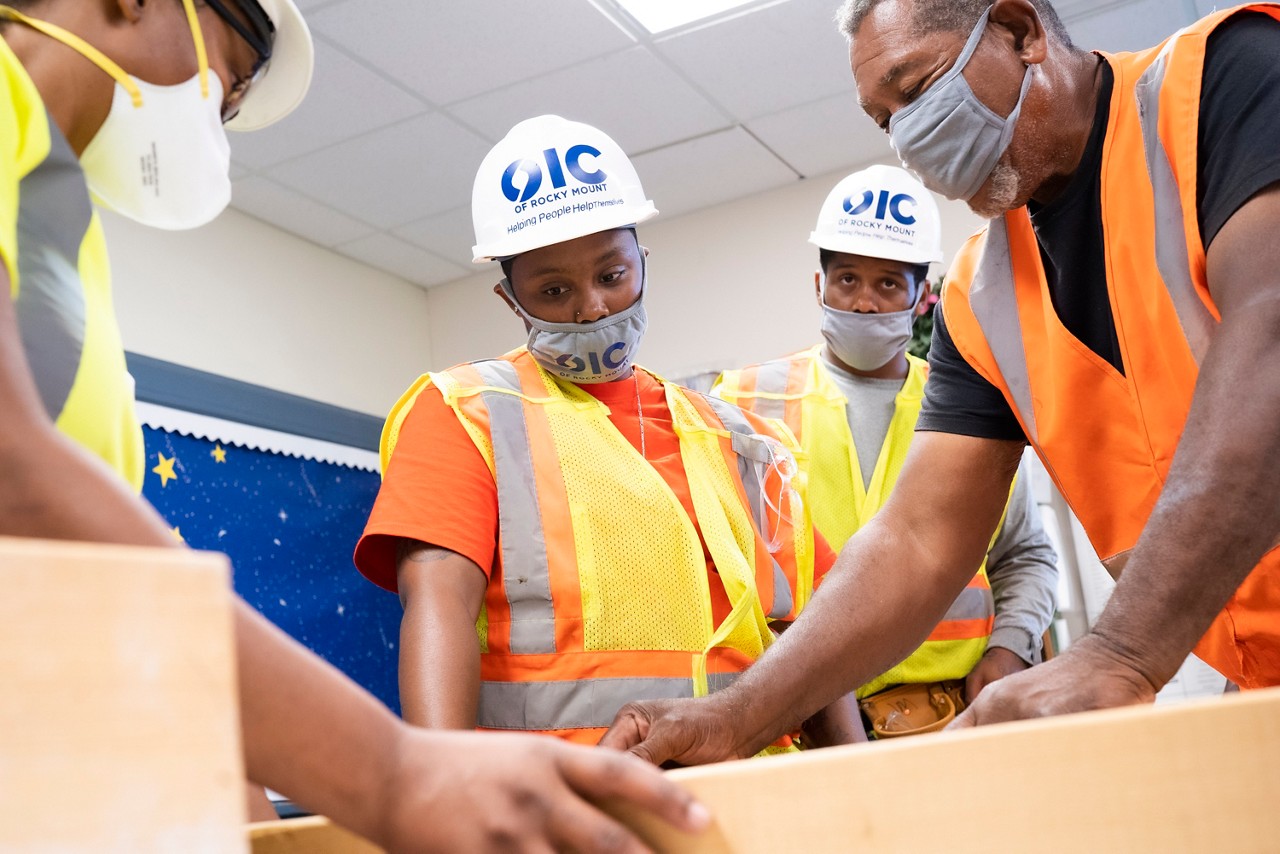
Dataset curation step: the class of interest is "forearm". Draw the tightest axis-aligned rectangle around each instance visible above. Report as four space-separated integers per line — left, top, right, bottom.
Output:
1088 286 1280 686
0 426 177 547
720 514 989 754
0 424 408 840
237 606 404 843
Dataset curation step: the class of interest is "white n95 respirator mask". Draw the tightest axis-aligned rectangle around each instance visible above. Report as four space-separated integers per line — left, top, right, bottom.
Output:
80 72 232 230
0 1 232 230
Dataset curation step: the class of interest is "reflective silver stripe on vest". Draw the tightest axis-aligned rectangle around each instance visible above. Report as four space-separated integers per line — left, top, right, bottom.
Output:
1134 42 1216 364
14 112 92 421
702 394 794 619
967 218 1039 444
478 672 739 731
747 359 791 420
939 585 994 624
473 360 556 654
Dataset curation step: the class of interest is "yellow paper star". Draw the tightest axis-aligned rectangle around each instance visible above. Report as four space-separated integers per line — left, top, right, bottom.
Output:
152 452 178 488
211 444 227 463
171 526 184 543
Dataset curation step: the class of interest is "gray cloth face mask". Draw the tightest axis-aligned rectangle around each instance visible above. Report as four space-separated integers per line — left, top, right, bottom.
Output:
887 8 1034 201
499 257 648 385
820 277 923 371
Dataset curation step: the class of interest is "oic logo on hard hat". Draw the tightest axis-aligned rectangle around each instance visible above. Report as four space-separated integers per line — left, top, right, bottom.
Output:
501 145 612 214
842 188 918 226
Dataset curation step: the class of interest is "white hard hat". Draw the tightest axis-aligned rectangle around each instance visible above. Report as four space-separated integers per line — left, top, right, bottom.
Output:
808 164 943 265
225 0 314 132
471 115 658 263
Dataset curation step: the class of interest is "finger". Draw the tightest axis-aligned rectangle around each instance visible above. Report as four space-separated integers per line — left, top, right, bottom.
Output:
559 747 709 834
598 707 649 751
946 704 978 730
543 782 654 854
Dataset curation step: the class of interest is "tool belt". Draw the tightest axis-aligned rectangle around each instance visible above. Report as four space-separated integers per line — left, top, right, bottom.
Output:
858 680 967 739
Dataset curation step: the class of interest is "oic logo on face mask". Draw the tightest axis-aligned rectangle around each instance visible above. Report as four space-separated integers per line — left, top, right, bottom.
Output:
501 145 611 214
556 341 628 376
843 189 918 226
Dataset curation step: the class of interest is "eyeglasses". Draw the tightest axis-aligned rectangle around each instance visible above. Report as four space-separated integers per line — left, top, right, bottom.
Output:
204 0 275 121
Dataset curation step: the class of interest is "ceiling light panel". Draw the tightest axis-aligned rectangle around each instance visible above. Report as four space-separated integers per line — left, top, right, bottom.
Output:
616 0 760 33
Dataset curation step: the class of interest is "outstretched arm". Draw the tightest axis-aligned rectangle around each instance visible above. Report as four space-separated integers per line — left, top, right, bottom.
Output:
601 431 1022 765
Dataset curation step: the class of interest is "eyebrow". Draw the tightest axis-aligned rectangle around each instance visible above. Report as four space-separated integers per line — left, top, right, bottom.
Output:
526 249 627 279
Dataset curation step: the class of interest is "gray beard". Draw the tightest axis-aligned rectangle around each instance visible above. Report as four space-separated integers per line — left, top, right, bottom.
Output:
968 158 1022 220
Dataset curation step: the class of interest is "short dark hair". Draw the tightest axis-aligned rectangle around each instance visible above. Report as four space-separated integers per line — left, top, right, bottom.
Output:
835 0 1074 49
819 248 929 287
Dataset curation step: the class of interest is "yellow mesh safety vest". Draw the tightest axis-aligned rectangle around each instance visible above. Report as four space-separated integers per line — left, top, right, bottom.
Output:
716 346 1004 696
381 350 815 745
1 37 143 491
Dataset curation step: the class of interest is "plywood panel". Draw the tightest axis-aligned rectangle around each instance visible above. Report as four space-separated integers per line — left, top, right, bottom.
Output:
613 688 1280 852
249 817 382 854
0 537 245 853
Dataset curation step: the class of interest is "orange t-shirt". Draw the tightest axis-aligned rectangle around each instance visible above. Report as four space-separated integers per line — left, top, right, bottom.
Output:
353 368 836 623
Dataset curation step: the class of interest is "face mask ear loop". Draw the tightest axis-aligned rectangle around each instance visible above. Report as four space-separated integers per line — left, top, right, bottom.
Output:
759 437 799 554
0 5 143 106
180 0 211 99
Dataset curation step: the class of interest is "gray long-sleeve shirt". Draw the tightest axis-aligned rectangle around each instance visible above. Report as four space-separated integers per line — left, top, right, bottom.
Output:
822 355 1059 664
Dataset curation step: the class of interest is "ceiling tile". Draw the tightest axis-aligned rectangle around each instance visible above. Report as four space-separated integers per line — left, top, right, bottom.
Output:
230 39 428 171
449 46 729 154
1064 0 1193 52
309 0 634 106
631 126 797 219
231 176 377 246
746 93 892 179
392 206 478 268
268 113 490 229
653 0 852 121
337 233 472 288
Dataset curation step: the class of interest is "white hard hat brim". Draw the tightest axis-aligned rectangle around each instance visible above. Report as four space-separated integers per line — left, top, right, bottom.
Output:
472 203 658 264
225 0 314 132
808 231 943 265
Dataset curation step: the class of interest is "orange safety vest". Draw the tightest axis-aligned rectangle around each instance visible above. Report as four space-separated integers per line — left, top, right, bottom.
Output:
381 349 816 744
716 347 1000 696
940 4 1280 689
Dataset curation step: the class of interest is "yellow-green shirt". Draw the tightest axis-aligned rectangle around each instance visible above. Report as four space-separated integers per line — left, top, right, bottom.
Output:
1 34 143 490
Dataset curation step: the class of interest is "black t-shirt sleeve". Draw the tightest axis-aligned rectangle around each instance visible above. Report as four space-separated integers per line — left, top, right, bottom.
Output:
1197 13 1280 248
916 303 1026 442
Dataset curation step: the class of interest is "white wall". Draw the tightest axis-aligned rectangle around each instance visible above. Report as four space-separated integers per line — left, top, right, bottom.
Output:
102 165 985 417
102 208 434 417
424 163 986 378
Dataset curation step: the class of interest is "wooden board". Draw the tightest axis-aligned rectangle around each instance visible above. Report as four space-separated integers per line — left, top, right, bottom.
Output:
249 817 382 854
0 536 245 853
613 687 1280 852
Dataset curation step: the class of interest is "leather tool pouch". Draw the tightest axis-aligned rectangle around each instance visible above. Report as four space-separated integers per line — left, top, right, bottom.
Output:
859 680 967 739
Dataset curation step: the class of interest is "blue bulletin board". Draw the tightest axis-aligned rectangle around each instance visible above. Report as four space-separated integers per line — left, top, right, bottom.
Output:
129 354 403 715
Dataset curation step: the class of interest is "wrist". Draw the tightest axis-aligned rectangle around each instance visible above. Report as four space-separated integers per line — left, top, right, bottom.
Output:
716 682 791 756
1072 632 1166 693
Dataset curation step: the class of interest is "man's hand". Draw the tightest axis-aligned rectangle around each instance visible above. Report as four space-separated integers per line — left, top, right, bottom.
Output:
380 728 709 853
949 637 1157 729
599 695 759 768
964 646 1031 704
